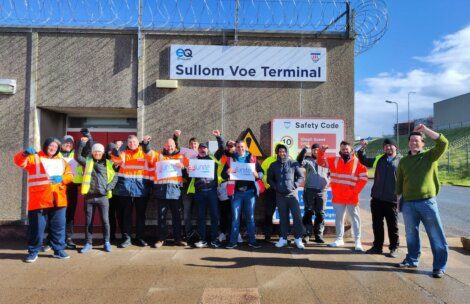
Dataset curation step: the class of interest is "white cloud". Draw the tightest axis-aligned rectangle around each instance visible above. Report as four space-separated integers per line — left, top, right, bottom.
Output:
355 25 470 138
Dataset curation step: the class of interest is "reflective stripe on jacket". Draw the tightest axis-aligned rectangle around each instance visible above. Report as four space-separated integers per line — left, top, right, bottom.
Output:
81 158 116 198
14 150 73 210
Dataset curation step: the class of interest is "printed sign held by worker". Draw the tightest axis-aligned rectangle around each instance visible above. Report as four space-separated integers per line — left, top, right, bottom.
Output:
40 158 65 177
188 159 215 179
155 160 182 180
62 157 79 176
229 162 256 181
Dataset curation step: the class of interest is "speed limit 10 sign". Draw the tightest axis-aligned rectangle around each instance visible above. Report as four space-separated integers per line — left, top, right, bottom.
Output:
271 117 345 159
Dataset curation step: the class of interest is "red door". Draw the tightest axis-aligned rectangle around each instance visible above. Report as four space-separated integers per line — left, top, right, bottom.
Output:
67 131 136 226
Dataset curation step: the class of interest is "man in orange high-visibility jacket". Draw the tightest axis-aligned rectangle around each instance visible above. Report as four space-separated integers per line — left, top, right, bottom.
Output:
14 137 74 263
317 140 368 251
148 138 189 248
111 134 153 248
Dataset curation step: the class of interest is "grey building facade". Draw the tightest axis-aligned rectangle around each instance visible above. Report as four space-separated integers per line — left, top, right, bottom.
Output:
0 27 354 223
434 92 470 130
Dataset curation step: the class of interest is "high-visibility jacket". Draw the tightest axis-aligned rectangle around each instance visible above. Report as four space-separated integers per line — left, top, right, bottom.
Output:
317 150 368 205
217 154 230 184
111 147 152 197
187 155 221 194
14 150 73 211
59 150 83 184
148 150 189 185
81 158 116 198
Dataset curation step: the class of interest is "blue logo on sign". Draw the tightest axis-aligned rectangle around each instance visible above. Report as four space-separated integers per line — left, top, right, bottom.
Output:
176 48 193 60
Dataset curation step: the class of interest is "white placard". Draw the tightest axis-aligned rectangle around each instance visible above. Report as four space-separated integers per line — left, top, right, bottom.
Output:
170 45 326 82
180 147 198 159
155 160 182 180
188 159 215 179
229 162 256 181
272 117 345 159
63 157 79 176
40 158 65 177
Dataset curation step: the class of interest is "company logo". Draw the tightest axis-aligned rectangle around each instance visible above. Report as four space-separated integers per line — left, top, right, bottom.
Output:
176 48 193 60
284 121 291 129
310 52 321 63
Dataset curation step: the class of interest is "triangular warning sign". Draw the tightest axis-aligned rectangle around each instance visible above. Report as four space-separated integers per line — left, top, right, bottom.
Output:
238 128 265 158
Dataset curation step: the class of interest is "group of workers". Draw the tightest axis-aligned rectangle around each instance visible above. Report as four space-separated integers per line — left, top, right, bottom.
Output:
14 124 449 278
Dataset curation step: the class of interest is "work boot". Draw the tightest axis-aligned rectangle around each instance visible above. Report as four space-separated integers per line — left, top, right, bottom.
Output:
365 247 383 254
65 239 77 249
314 236 325 244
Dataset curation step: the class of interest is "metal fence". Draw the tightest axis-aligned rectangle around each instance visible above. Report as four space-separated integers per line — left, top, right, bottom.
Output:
0 0 388 55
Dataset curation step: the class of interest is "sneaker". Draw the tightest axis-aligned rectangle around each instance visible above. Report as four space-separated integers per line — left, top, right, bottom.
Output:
41 245 51 252
153 241 164 248
119 238 131 248
24 252 38 263
237 234 243 243
195 241 208 248
175 240 188 247
226 243 237 249
275 237 288 248
53 250 70 259
314 237 325 244
302 235 310 244
387 249 398 258
432 269 444 279
365 247 383 254
211 240 221 248
218 232 226 242
104 242 112 252
248 242 261 249
396 260 418 268
294 238 305 249
328 239 344 247
354 241 364 252
65 239 77 249
134 238 148 247
80 243 93 254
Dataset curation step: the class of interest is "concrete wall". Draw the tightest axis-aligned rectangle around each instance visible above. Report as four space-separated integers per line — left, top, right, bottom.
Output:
434 93 470 129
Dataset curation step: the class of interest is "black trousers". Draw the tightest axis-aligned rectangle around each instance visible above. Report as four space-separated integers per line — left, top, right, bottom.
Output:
119 196 147 241
84 196 110 243
109 195 122 240
219 199 232 235
371 198 400 250
157 198 183 242
263 188 277 238
302 188 326 238
65 183 79 240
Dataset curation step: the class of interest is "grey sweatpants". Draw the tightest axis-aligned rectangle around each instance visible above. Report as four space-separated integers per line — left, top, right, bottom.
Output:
276 193 305 239
333 203 361 241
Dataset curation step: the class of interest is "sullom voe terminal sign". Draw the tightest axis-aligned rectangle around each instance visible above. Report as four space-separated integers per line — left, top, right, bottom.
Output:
170 45 327 82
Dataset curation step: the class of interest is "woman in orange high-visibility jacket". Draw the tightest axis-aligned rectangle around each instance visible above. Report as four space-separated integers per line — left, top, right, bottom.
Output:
316 141 368 252
14 137 73 263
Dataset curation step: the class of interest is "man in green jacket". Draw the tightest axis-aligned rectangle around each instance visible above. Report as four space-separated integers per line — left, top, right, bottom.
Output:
395 124 448 279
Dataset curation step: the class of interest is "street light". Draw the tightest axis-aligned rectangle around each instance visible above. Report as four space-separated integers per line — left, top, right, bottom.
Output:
385 100 399 149
408 91 416 134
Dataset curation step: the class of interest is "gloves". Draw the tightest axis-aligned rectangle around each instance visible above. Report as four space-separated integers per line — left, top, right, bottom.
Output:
24 147 37 156
50 175 63 184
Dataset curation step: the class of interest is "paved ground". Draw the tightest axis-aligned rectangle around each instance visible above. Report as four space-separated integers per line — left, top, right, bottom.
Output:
1 198 469 304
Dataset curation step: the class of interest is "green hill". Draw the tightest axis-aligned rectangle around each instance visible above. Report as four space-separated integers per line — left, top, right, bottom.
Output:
357 126 470 186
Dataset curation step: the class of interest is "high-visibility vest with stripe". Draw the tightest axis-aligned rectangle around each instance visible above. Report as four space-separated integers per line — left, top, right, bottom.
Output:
187 155 221 194
14 150 73 211
111 147 152 181
373 154 384 168
81 158 115 198
59 150 83 184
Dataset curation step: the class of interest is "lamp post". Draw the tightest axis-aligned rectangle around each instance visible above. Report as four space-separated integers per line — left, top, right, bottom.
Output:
386 100 399 149
408 91 416 134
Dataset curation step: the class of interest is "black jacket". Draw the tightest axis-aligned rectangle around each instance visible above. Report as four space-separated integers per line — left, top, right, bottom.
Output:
267 145 304 195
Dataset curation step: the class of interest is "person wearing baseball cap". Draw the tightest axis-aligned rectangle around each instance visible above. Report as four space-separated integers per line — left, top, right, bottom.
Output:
357 137 402 257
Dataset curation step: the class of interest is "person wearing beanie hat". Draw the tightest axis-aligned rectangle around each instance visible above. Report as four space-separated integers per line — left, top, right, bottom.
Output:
357 138 402 257
296 143 330 244
14 138 74 262
76 139 118 253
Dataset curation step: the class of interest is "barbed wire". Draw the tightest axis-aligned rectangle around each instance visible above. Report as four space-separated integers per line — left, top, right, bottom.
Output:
0 0 388 55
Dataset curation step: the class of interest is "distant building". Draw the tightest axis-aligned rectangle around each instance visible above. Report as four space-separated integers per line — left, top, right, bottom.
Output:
393 117 433 136
434 93 470 130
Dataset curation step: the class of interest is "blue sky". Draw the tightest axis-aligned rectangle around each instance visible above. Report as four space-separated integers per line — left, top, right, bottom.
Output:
355 0 470 137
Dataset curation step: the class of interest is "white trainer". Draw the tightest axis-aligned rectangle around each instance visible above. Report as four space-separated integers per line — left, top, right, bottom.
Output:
328 239 345 247
237 233 243 243
275 237 288 248
354 240 364 252
294 238 305 249
218 232 226 242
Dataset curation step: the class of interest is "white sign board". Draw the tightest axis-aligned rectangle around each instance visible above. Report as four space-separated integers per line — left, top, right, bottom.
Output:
272 118 345 159
63 157 79 176
180 147 198 159
155 160 182 180
188 159 215 179
40 158 65 177
229 162 256 181
170 45 326 82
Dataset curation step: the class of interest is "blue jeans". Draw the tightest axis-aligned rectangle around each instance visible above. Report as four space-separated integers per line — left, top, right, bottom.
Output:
229 190 256 245
402 197 448 271
28 207 66 254
195 188 219 242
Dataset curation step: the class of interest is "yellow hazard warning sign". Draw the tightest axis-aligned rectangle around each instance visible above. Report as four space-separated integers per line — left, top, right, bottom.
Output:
239 128 265 158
